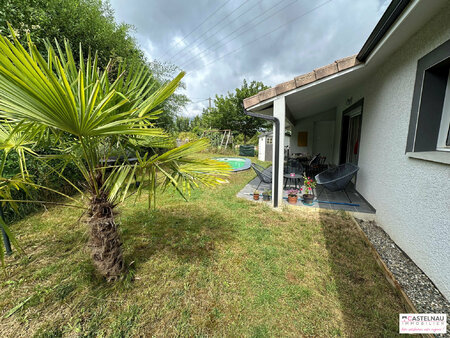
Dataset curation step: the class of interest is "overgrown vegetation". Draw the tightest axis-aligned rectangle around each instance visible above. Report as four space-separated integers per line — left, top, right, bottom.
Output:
0 154 407 336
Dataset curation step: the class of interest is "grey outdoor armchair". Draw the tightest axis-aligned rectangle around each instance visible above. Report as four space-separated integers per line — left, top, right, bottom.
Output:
251 163 272 190
315 163 359 202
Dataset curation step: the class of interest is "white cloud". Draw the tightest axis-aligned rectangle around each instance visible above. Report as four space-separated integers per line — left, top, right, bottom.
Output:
142 38 155 61
171 35 186 48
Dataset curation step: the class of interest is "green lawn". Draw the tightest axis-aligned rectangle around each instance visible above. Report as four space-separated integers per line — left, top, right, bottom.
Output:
0 155 407 337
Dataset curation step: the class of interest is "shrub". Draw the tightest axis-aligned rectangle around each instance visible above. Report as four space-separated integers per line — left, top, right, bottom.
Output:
2 151 83 222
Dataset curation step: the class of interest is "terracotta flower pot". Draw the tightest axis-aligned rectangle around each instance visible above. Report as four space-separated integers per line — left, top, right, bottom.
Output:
253 193 260 200
303 194 314 205
288 195 298 204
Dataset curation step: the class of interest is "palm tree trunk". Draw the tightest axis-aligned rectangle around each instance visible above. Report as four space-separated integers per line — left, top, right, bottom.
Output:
88 194 125 281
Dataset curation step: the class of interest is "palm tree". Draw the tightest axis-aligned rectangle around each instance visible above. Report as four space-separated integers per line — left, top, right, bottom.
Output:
0 29 230 280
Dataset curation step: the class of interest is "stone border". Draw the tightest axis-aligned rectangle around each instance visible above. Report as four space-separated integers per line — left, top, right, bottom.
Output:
349 215 435 338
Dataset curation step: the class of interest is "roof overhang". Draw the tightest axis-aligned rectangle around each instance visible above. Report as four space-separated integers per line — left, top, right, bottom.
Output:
363 0 448 67
244 0 448 113
247 63 364 115
356 0 411 62
243 55 361 110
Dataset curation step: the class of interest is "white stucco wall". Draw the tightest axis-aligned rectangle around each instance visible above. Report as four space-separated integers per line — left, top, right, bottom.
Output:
290 108 336 160
354 4 450 299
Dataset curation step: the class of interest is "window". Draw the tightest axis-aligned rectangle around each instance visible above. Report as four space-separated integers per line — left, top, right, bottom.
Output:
406 39 450 159
436 71 450 151
266 137 273 145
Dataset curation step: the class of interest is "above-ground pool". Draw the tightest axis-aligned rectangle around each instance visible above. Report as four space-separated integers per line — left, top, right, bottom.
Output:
215 157 251 172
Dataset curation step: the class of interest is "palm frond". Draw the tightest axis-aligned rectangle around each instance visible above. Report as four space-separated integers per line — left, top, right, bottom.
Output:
134 139 231 208
0 27 183 139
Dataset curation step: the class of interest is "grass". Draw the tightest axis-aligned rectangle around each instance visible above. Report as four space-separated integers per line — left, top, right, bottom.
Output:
0 154 408 337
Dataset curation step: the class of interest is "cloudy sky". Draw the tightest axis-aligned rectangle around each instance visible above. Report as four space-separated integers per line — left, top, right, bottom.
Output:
110 0 390 117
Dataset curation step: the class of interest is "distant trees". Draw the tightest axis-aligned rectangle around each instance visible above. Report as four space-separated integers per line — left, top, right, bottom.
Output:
199 80 271 143
148 60 190 132
175 116 191 133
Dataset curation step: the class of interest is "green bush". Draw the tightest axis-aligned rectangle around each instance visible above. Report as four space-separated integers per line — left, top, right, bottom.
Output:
234 133 258 146
2 151 83 223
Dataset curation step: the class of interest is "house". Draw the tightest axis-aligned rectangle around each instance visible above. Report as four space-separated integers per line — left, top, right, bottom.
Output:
243 0 450 300
258 131 291 162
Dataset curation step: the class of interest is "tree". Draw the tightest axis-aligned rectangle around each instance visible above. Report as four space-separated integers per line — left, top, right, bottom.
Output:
205 80 271 143
0 0 144 68
148 60 190 133
0 31 229 280
175 116 191 133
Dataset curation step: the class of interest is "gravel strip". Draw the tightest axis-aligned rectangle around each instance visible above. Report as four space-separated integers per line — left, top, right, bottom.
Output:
356 219 449 337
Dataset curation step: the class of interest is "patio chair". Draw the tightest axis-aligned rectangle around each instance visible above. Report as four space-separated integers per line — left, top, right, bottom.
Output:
315 163 359 202
309 156 328 178
284 164 304 175
287 158 299 167
251 163 272 190
304 153 320 177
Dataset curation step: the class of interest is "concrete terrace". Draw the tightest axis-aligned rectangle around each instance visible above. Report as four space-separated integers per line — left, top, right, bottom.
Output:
237 166 375 214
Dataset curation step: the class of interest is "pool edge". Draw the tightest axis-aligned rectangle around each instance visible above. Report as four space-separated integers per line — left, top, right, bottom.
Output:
214 157 252 172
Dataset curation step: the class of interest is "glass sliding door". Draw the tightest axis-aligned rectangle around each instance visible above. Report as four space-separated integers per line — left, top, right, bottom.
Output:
339 99 363 169
346 114 361 165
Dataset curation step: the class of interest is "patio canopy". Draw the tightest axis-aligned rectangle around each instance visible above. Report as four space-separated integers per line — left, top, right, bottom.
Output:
243 0 446 207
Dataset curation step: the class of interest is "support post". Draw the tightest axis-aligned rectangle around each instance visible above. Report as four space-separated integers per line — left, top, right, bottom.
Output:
243 106 281 208
273 97 286 207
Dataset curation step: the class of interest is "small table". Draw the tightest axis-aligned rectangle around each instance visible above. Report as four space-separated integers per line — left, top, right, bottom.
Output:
284 173 302 189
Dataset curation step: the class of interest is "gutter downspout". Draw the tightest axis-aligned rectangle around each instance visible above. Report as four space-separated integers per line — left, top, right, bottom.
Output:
243 108 280 208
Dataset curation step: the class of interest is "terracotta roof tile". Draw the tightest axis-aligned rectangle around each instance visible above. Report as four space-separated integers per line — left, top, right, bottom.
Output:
336 55 361 71
275 79 296 95
257 87 277 102
294 71 316 87
243 95 260 109
314 62 339 80
243 54 361 109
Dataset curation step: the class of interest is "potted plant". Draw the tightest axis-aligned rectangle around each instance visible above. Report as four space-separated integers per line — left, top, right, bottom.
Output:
262 189 271 201
301 174 316 205
287 189 299 204
253 190 260 200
